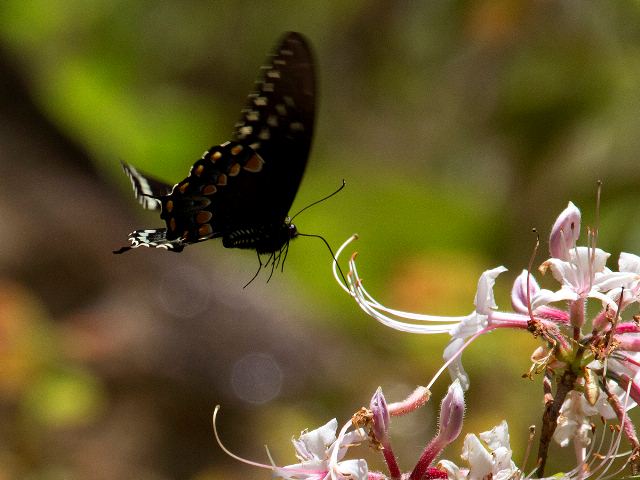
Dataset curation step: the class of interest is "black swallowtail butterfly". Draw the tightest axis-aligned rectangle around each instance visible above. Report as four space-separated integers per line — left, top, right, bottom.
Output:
114 32 315 271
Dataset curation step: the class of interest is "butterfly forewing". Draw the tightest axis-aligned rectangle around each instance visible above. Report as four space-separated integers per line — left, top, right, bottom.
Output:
232 32 315 224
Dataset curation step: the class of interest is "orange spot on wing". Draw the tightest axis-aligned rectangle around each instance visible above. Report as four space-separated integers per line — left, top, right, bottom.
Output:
217 174 227 186
211 151 222 162
228 163 241 177
169 218 176 231
195 165 204 176
243 154 265 173
165 200 174 213
231 145 243 155
196 211 213 224
199 224 213 237
179 182 189 193
203 185 217 195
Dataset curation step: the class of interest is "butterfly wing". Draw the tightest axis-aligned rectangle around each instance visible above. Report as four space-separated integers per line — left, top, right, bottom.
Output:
121 161 173 210
228 31 315 228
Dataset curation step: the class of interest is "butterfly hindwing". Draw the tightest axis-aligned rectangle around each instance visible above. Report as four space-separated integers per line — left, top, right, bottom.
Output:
113 228 184 253
121 161 173 210
158 142 265 245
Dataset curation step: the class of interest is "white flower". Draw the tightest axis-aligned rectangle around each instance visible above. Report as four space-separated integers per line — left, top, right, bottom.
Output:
212 407 368 480
464 421 519 480
275 419 369 480
443 420 519 480
553 390 597 448
534 202 638 312
534 247 635 310
610 252 640 308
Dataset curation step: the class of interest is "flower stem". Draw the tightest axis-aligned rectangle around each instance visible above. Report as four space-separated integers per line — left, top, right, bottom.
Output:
381 441 402 480
409 435 445 480
535 368 577 477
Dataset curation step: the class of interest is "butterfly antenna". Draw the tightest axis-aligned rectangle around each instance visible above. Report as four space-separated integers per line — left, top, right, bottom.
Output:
297 233 349 286
290 180 346 222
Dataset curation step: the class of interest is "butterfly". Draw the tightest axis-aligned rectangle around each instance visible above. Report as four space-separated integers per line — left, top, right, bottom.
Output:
114 32 315 276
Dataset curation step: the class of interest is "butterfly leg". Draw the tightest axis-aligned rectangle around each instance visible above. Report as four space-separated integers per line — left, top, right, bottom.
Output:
243 251 264 288
279 241 290 273
266 252 278 283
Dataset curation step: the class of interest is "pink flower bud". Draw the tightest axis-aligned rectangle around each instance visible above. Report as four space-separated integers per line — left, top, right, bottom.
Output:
549 202 581 260
438 380 465 444
410 381 465 480
370 387 390 443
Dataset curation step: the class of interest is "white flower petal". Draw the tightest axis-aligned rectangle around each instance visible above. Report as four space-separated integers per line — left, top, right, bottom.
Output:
531 287 578 309
462 434 493 480
570 247 610 274
511 270 540 314
619 252 640 274
553 391 597 448
478 420 510 451
437 459 466 480
293 419 338 462
491 447 514 474
333 428 368 462
331 459 368 480
449 312 488 339
594 271 639 293
474 266 508 314
444 338 470 391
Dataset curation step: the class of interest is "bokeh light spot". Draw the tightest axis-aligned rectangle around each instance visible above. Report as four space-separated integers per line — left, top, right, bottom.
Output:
230 353 282 405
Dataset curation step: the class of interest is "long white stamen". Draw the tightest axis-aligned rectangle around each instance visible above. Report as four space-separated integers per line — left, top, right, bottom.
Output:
212 406 273 469
595 381 633 479
356 279 470 322
345 250 470 332
334 235 358 294
581 380 633 479
426 328 490 391
336 236 471 329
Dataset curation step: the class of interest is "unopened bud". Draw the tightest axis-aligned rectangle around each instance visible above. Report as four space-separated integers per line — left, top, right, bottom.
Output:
549 202 581 260
410 381 466 480
584 367 599 407
438 380 465 444
370 387 390 443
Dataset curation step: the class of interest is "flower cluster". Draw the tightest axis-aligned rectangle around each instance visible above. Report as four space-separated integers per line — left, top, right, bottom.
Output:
217 201 640 479
213 381 463 480
332 201 640 478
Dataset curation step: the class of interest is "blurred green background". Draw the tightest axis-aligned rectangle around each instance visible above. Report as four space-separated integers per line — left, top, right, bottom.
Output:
2 1 640 478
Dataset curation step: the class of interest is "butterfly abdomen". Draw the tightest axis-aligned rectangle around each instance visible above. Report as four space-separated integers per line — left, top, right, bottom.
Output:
222 223 298 254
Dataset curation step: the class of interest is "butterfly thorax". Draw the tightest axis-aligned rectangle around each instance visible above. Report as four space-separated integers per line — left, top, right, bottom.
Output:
222 222 297 254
